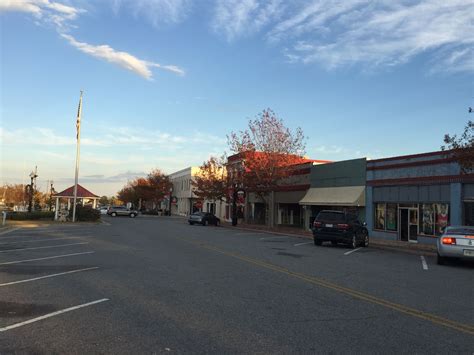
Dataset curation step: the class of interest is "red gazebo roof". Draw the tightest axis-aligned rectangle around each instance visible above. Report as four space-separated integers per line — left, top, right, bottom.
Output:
54 184 99 198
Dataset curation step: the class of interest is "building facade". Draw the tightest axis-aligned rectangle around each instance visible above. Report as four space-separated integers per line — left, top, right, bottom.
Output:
299 158 367 230
366 151 474 244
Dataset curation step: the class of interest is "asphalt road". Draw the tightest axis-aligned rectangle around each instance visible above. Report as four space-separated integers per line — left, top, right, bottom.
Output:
0 216 473 354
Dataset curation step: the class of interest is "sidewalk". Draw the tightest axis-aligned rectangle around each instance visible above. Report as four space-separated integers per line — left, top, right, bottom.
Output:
221 222 437 256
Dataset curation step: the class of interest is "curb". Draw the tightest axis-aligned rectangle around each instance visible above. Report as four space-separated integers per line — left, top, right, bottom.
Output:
220 223 437 256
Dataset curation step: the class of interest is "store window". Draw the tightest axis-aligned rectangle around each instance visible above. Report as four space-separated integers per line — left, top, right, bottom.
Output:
435 203 449 235
375 203 386 230
465 202 474 226
386 204 397 231
419 204 435 235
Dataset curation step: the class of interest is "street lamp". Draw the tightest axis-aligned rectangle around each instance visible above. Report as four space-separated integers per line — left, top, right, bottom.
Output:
28 168 38 212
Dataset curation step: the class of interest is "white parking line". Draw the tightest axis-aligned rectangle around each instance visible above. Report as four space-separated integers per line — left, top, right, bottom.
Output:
0 228 21 236
294 241 313 246
234 232 264 236
421 256 428 270
0 236 83 245
259 236 288 241
344 248 362 255
0 298 109 332
0 266 100 287
0 251 95 266
101 220 111 226
0 242 89 253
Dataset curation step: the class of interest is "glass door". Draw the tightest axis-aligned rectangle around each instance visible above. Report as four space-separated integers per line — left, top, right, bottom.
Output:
399 208 409 241
409 208 418 242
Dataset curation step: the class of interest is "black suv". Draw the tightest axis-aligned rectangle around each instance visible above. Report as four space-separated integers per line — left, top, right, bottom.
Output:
312 210 369 249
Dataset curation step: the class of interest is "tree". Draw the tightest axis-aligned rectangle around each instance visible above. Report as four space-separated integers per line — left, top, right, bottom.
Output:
0 184 27 207
146 169 173 209
442 120 473 173
192 156 228 203
116 169 172 210
99 196 110 206
227 109 307 225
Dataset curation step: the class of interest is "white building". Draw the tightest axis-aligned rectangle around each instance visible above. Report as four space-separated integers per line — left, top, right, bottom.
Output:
169 167 226 219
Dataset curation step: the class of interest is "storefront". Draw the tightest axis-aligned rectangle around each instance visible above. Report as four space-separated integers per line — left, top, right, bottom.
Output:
299 158 367 230
366 151 474 244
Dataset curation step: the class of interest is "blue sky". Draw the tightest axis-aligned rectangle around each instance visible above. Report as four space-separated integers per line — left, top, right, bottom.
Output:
1 0 473 196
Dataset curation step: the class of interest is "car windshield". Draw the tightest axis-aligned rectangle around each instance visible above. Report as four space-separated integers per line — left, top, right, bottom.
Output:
316 211 345 223
193 212 205 216
445 227 474 235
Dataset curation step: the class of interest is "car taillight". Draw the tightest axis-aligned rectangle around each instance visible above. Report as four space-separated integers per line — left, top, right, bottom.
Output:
441 237 456 245
313 221 322 228
337 223 349 230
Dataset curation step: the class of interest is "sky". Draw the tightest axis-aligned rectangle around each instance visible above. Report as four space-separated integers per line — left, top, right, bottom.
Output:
1 0 473 197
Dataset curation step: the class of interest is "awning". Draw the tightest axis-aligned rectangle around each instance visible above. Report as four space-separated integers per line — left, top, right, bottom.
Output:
299 186 366 206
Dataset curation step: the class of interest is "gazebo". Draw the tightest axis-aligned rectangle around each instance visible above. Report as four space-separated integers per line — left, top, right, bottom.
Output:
53 184 100 220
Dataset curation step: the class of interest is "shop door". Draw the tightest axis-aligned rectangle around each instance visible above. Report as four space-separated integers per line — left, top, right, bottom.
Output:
408 208 418 242
399 209 409 241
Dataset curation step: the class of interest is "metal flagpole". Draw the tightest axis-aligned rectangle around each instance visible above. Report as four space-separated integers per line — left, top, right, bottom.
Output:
72 91 83 223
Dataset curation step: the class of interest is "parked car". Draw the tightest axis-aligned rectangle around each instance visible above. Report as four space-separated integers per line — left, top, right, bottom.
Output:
98 206 108 215
107 206 138 218
437 226 474 265
188 212 220 226
312 210 369 249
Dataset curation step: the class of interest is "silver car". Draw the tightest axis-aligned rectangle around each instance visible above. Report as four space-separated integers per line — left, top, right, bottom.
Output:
437 226 474 265
107 206 138 218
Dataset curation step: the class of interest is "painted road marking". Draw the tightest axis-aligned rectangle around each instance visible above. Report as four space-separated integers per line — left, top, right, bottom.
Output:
0 228 21 236
0 242 89 253
234 232 264 236
0 251 95 266
294 241 313 246
344 248 362 255
0 236 83 245
259 236 288 241
183 239 474 336
0 298 109 332
0 267 99 287
421 256 428 270
101 220 111 226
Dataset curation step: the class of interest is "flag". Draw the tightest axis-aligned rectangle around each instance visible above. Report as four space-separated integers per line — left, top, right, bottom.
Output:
76 91 83 140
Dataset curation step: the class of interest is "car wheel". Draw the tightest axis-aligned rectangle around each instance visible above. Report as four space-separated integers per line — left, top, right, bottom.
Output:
314 238 322 246
350 234 357 249
331 241 338 246
189 222 194 225
111 212 117 217
129 213 136 218
361 234 369 247
202 220 207 226
437 253 446 265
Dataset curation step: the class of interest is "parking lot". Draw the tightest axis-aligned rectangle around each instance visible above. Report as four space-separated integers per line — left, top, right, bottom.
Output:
0 217 473 353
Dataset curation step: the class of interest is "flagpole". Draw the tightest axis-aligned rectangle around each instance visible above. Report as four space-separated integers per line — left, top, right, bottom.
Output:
72 90 83 223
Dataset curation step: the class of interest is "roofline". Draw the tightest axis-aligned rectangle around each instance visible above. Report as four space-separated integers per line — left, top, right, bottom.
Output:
368 150 452 163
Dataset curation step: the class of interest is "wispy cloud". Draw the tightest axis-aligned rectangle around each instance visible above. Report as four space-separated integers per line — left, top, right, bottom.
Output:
111 0 192 27
212 0 284 41
271 0 474 72
61 34 185 80
0 127 105 146
0 0 84 29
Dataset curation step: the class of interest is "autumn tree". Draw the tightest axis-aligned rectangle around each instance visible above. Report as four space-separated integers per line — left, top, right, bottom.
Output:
442 120 473 173
117 169 172 210
0 184 27 207
192 156 228 203
227 109 307 225
228 108 306 195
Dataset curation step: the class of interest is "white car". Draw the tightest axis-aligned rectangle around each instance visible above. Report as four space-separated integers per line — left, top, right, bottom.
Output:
437 226 474 265
99 206 108 215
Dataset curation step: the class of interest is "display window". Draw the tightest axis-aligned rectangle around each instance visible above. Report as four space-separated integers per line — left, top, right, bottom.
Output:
375 203 386 230
435 203 449 235
420 204 435 235
386 204 397 231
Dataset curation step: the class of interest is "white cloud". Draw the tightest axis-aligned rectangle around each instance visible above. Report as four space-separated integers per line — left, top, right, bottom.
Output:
0 127 105 146
111 0 192 26
0 0 84 29
271 0 474 72
61 34 185 80
212 0 284 41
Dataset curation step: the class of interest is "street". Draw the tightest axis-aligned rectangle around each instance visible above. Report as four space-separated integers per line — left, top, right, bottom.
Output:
0 217 473 354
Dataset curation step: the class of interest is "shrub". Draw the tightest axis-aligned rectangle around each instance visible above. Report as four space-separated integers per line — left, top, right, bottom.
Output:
68 205 100 222
6 211 55 220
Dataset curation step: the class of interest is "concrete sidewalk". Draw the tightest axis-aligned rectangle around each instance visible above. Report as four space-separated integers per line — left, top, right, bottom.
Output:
221 222 437 256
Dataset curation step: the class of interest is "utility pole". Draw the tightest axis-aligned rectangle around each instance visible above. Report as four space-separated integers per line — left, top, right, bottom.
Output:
28 167 38 212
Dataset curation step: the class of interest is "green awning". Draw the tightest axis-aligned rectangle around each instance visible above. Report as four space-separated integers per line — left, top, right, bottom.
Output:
299 186 366 206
